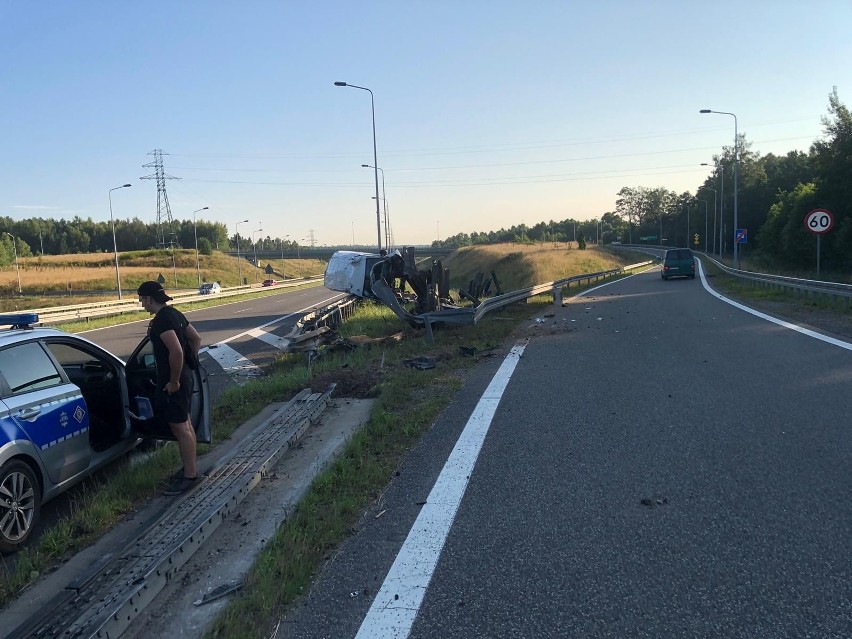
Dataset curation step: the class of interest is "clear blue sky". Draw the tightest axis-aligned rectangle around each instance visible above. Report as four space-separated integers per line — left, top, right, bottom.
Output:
2 1 849 247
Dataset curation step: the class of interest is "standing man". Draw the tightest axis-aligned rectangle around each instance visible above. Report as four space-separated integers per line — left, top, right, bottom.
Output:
137 281 203 495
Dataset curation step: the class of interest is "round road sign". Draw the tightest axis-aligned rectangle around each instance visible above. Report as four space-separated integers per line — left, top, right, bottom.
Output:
804 209 834 234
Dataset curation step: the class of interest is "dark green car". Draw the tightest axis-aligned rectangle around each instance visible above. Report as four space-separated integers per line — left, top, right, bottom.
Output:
661 248 695 280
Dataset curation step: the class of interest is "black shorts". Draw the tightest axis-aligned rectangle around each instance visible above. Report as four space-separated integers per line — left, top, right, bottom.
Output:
155 367 195 424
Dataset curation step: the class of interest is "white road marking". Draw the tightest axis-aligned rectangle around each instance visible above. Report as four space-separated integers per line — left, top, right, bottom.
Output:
196 293 346 379
204 343 263 379
572 261 852 351
695 259 852 351
354 341 527 639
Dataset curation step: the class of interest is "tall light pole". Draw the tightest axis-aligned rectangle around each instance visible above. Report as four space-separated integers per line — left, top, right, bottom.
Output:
362 164 389 250
253 228 263 283
297 237 308 278
700 109 738 267
108 183 132 299
193 206 208 288
279 234 289 275
701 185 717 255
4 232 21 294
702 162 725 258
696 199 709 252
169 233 179 288
235 219 249 285
335 81 382 252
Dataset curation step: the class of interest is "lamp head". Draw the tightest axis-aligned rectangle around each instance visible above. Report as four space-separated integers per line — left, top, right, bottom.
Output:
699 109 711 114
122 183 132 188
334 81 347 87
361 164 370 168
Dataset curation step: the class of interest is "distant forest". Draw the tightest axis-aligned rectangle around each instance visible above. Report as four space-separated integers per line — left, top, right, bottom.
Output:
0 216 300 267
433 89 851 273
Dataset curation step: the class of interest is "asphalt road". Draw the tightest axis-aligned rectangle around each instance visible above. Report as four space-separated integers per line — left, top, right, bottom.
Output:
282 264 852 638
79 285 344 360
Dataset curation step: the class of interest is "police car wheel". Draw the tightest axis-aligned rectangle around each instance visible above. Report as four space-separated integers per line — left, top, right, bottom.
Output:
0 460 41 553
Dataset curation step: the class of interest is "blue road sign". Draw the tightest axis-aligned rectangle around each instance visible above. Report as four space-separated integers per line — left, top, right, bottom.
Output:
736 229 748 244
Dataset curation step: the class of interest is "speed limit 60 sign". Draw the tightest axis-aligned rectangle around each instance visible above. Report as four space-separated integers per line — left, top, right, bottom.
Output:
805 209 834 234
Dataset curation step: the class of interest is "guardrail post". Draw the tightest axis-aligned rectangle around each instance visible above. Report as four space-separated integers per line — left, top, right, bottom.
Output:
553 285 562 307
423 314 434 344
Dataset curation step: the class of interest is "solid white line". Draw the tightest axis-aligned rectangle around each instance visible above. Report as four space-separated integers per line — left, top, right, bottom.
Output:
695 259 852 351
203 343 263 378
354 341 527 639
197 292 346 355
573 261 852 351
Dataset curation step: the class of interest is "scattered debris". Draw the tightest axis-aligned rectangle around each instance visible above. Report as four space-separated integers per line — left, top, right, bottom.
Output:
375 509 387 519
640 497 669 509
403 356 436 370
193 579 243 606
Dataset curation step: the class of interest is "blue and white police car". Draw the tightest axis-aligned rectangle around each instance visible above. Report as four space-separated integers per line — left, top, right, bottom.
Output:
0 313 210 553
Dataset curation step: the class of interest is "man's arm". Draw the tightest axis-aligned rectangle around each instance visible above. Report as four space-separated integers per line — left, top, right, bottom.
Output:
160 329 184 393
185 323 202 357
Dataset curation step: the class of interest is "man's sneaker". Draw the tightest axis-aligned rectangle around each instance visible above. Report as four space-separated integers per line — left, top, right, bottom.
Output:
162 475 199 496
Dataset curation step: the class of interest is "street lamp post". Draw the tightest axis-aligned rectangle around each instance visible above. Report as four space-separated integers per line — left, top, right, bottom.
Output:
700 109 738 267
253 228 263 283
108 183 132 299
697 199 708 252
169 234 179 288
702 162 725 258
335 81 382 252
362 164 389 250
701 185 717 255
193 207 209 288
279 234 289 275
235 219 249 285
297 237 308 278
4 232 21 294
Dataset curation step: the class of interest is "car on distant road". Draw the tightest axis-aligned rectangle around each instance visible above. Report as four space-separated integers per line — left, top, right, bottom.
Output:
199 282 221 295
661 248 695 280
262 279 277 287
0 313 210 553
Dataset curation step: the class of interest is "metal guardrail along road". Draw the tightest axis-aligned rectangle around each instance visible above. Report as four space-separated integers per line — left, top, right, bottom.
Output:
8 386 335 639
1 277 324 327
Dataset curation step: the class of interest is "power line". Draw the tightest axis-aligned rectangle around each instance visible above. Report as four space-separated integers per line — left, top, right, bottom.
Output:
141 149 180 248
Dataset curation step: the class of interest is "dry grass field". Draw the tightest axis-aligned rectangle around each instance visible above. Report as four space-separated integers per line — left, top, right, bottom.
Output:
443 242 640 292
0 249 327 311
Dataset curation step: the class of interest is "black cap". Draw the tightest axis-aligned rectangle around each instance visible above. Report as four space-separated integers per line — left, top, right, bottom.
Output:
136 280 173 302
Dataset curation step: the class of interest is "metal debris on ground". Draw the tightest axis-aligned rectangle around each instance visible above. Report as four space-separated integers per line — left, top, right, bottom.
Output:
193 580 243 606
403 356 436 370
640 496 669 508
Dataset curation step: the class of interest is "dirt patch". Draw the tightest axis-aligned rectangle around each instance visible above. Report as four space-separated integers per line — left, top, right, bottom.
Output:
311 365 383 399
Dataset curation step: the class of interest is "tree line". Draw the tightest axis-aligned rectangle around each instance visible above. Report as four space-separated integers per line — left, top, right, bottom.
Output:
0 216 303 267
434 89 851 274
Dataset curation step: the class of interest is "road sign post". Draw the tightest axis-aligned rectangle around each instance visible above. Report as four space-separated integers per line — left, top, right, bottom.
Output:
804 209 834 276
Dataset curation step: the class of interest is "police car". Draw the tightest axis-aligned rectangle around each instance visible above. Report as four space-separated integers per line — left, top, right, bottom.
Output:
0 313 210 553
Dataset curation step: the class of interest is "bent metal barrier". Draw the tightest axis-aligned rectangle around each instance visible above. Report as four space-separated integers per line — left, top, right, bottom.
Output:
374 259 656 340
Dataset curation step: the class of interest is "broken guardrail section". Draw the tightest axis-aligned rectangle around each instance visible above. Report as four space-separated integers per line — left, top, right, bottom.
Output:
324 246 654 332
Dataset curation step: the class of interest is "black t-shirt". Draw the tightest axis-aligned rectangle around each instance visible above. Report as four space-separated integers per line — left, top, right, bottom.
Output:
148 305 192 385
